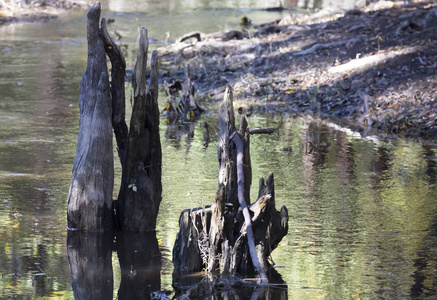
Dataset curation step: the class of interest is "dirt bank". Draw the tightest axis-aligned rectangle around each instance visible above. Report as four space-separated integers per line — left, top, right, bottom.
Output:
158 1 437 140
0 0 88 25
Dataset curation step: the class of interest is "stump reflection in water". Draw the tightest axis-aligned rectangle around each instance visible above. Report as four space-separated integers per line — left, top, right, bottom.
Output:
67 231 114 300
67 231 162 299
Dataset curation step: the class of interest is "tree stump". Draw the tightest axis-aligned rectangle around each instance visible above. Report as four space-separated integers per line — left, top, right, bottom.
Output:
67 2 162 233
67 2 114 231
116 30 162 232
173 87 289 287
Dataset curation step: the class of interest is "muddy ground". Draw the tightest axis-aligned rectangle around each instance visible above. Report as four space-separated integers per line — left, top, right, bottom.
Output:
0 0 88 25
158 1 437 140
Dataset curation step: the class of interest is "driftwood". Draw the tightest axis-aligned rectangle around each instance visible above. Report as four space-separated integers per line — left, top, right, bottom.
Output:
175 30 246 43
67 2 162 233
173 87 288 288
249 127 275 135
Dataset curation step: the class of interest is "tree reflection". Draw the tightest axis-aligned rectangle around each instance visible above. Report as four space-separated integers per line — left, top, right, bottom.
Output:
116 231 161 300
67 231 114 300
68 231 161 299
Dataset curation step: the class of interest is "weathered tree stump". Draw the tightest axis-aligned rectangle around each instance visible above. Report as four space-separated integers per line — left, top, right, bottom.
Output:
116 30 162 232
173 87 289 287
67 2 114 231
67 2 162 233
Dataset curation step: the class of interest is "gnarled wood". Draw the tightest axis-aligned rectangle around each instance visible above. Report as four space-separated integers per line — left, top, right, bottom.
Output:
173 86 288 285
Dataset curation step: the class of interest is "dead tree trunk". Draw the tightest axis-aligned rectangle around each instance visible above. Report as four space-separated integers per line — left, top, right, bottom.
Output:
173 86 288 286
67 2 114 231
67 2 162 233
116 28 162 232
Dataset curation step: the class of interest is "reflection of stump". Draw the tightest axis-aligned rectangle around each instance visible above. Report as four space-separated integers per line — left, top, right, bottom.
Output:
173 87 288 286
117 232 161 300
67 231 114 300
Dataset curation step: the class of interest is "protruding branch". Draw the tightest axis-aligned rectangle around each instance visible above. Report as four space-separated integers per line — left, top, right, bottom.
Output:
230 131 268 284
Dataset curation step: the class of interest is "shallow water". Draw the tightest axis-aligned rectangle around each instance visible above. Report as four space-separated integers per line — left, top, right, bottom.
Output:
1 1 437 299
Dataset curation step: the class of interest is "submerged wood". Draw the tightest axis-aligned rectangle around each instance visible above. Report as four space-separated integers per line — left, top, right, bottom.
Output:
173 87 288 284
67 2 114 231
116 28 162 232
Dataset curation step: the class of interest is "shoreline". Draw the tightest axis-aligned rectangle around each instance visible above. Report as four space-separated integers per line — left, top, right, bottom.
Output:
157 0 437 141
0 0 88 25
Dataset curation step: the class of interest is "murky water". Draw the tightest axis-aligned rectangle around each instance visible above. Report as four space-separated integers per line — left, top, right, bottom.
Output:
1 1 437 299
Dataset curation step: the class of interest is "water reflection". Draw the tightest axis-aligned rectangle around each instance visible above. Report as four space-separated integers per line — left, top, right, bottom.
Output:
116 232 161 300
67 232 114 300
67 231 161 300
2 2 437 298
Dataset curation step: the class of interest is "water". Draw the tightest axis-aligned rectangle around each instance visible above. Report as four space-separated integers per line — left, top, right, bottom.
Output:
1 1 437 299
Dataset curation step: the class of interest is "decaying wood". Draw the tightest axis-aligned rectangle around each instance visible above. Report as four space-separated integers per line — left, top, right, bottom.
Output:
68 3 162 233
100 17 129 168
217 86 238 208
117 28 162 232
67 2 114 231
173 86 288 286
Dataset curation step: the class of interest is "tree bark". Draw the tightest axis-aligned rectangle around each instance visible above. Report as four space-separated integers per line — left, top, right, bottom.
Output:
116 28 162 232
68 3 162 233
100 17 129 168
67 2 114 231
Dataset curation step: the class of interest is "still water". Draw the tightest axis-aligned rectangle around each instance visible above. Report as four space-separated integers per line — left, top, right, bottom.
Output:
1 1 437 299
